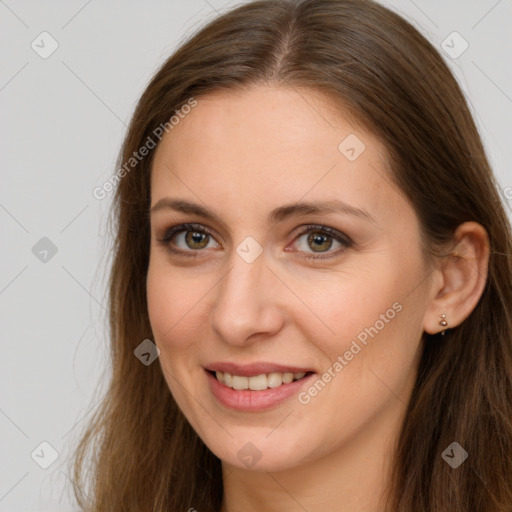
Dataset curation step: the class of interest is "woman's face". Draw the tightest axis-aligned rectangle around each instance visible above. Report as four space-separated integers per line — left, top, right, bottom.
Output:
147 85 435 472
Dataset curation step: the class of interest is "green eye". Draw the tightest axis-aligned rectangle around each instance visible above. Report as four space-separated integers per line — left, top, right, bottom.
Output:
292 225 352 261
158 223 352 261
183 230 211 250
307 232 333 252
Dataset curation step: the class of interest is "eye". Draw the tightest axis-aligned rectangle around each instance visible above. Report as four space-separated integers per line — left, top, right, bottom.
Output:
157 223 353 261
290 225 353 261
158 223 219 256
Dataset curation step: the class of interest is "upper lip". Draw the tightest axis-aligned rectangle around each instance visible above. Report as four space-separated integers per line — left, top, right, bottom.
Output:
205 362 314 377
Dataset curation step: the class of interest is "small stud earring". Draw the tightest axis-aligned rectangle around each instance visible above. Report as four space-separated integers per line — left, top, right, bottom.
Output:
439 314 448 335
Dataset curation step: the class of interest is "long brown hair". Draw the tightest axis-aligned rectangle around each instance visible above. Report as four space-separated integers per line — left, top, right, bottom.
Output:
70 0 512 510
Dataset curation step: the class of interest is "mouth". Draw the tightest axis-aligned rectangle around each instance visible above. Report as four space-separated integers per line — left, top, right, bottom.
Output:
204 364 317 412
207 369 314 390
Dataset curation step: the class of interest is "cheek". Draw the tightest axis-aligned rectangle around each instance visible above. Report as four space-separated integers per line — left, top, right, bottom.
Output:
146 258 206 344
146 259 208 410
314 238 427 440
297 247 426 390
296 263 404 350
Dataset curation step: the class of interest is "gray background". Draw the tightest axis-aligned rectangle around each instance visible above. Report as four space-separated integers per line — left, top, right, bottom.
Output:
1 0 511 510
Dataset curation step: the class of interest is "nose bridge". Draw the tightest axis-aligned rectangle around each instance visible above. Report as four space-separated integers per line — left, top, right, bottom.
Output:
210 246 283 345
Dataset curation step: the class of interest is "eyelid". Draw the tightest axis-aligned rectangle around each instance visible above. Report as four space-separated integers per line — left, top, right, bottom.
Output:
158 222 216 243
290 224 352 245
157 222 220 253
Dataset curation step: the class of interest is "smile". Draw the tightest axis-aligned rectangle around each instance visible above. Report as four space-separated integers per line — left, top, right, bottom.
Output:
213 370 308 390
205 368 316 412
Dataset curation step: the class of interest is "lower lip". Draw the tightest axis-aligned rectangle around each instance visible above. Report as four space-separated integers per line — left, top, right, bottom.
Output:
206 370 315 412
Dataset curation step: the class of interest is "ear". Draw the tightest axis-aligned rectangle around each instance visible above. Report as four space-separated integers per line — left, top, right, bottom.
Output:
423 222 490 335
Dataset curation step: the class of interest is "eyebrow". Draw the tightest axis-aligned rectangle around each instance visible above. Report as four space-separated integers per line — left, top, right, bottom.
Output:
150 198 376 225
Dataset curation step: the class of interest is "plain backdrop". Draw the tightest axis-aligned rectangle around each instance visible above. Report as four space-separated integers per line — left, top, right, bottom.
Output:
0 0 511 510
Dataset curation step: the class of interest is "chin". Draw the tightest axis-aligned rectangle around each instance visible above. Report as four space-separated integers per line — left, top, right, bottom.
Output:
204 433 311 473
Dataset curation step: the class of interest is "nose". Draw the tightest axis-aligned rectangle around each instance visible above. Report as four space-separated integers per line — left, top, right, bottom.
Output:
210 249 285 347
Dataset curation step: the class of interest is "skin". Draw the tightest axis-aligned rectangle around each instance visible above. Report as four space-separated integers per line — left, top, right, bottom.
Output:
146 85 490 512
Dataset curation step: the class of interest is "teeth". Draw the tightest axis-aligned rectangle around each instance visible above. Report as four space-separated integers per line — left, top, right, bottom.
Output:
213 371 308 390
282 372 294 384
248 373 268 390
267 372 283 388
232 375 248 390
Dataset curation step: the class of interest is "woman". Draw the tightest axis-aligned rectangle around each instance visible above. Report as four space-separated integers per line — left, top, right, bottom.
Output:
71 0 512 510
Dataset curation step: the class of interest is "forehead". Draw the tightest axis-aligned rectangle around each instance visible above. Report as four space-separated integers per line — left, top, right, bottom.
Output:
150 85 406 228
154 85 373 168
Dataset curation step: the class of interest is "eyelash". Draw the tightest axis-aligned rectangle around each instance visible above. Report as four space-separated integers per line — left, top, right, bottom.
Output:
157 223 353 261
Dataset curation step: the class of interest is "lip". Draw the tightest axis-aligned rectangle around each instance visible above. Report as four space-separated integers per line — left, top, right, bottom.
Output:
205 369 316 412
204 361 314 377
